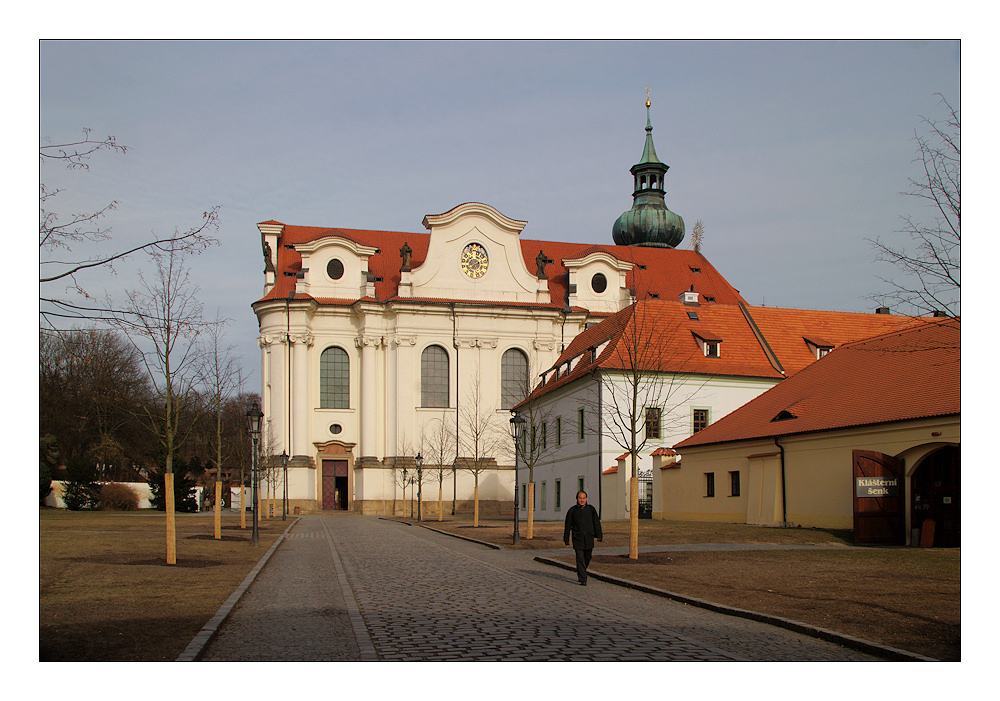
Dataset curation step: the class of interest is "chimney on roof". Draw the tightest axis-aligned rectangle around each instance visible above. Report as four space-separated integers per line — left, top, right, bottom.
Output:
932 310 949 317
680 287 699 305
875 306 891 315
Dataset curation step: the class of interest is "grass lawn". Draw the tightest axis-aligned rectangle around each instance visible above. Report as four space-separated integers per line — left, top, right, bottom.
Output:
415 517 961 661
39 509 285 662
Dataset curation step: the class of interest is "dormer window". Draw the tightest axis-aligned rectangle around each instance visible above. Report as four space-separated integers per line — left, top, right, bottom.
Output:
804 335 834 360
692 329 723 358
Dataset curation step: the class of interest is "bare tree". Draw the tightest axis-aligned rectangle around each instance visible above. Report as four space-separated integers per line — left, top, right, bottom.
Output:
592 302 704 559
113 247 211 564
39 129 219 328
870 95 960 317
457 368 503 527
39 327 154 474
509 351 561 539
202 313 246 525
422 417 456 522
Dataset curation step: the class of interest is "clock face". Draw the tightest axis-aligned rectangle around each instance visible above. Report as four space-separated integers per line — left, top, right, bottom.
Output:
460 243 489 279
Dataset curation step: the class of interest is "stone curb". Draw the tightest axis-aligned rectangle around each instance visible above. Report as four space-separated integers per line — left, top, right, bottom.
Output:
176 518 301 662
417 523 502 549
533 556 939 663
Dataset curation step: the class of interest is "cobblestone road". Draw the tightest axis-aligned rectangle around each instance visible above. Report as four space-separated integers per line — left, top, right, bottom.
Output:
201 513 881 662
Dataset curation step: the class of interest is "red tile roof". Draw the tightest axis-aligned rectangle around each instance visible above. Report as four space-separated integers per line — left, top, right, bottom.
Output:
742 305 923 376
518 299 943 408
254 222 746 309
674 317 960 449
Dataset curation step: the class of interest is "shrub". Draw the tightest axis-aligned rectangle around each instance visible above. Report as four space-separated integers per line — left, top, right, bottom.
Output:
148 468 198 512
98 482 139 511
63 455 99 510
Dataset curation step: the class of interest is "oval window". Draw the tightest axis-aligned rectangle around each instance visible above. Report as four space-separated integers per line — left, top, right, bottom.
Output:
327 259 345 280
329 424 343 435
591 273 608 294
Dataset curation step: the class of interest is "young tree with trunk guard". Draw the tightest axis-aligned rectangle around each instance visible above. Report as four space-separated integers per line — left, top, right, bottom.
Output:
457 368 503 528
113 247 214 564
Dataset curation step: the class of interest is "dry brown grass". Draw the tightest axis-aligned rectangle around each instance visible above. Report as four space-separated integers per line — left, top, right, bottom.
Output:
39 509 284 661
416 517 960 661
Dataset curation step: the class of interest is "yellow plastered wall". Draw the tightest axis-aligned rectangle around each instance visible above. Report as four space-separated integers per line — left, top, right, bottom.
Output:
659 416 960 529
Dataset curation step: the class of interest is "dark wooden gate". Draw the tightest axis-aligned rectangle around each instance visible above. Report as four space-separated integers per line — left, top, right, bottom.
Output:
853 450 905 545
322 460 348 510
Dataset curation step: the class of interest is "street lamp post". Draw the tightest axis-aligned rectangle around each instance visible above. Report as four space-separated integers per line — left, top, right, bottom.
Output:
415 452 423 522
281 450 289 521
245 401 264 547
509 411 525 546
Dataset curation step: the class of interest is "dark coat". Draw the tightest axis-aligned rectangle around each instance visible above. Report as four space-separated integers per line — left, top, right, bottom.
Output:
564 503 603 550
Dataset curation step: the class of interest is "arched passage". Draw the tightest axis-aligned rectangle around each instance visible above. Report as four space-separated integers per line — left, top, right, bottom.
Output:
910 445 960 546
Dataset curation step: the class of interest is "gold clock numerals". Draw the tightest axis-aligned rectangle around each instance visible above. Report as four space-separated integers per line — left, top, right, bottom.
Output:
461 243 488 279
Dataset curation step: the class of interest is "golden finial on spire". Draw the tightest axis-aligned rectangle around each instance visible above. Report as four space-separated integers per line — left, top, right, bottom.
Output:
646 86 651 108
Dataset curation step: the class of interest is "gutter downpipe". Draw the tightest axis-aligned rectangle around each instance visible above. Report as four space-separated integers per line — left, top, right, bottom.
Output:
597 370 603 519
774 436 788 527
451 303 458 516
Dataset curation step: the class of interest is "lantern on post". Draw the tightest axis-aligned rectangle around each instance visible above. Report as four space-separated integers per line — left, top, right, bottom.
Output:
509 411 526 546
245 401 264 546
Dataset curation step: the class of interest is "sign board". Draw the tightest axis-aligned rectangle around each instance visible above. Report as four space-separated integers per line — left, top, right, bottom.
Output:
855 476 900 498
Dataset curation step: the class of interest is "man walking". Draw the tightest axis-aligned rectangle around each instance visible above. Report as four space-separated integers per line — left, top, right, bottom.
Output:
564 490 602 585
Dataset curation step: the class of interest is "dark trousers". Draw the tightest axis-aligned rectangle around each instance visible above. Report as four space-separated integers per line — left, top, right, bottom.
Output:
575 547 593 583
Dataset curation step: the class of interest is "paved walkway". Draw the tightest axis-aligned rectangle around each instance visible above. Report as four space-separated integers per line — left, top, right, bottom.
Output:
200 513 882 662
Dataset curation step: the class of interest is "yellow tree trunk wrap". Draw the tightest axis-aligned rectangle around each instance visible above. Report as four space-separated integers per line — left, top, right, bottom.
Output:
240 484 246 529
165 473 177 565
629 476 639 560
526 482 535 539
474 483 480 528
438 485 443 522
214 481 222 540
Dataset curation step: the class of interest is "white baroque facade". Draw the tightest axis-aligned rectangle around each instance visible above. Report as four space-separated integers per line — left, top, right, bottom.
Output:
251 201 750 515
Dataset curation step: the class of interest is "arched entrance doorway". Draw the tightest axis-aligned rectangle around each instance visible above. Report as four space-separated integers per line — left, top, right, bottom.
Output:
910 446 960 547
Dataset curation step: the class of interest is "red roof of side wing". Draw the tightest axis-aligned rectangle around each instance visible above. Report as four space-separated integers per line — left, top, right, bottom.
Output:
674 318 960 449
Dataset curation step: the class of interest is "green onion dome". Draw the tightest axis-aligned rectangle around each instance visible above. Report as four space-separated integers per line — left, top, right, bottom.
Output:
612 98 685 248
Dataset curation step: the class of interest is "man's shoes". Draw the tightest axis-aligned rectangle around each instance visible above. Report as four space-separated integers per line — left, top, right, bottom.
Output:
578 580 587 586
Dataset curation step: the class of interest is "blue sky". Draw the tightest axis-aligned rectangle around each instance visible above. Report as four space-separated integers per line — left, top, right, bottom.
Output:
38 39 960 394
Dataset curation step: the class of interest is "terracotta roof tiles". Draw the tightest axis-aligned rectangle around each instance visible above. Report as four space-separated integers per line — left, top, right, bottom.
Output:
674 317 960 449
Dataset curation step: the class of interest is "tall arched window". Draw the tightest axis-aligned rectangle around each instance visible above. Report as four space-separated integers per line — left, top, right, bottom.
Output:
501 348 529 410
421 345 450 408
320 346 350 409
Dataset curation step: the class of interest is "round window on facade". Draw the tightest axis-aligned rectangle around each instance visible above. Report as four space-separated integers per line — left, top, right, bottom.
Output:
329 424 343 435
591 272 608 294
327 259 345 280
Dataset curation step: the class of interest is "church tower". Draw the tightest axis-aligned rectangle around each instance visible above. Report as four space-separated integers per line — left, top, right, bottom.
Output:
612 93 685 248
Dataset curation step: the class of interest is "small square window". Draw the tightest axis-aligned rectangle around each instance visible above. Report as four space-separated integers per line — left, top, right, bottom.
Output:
705 341 720 358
